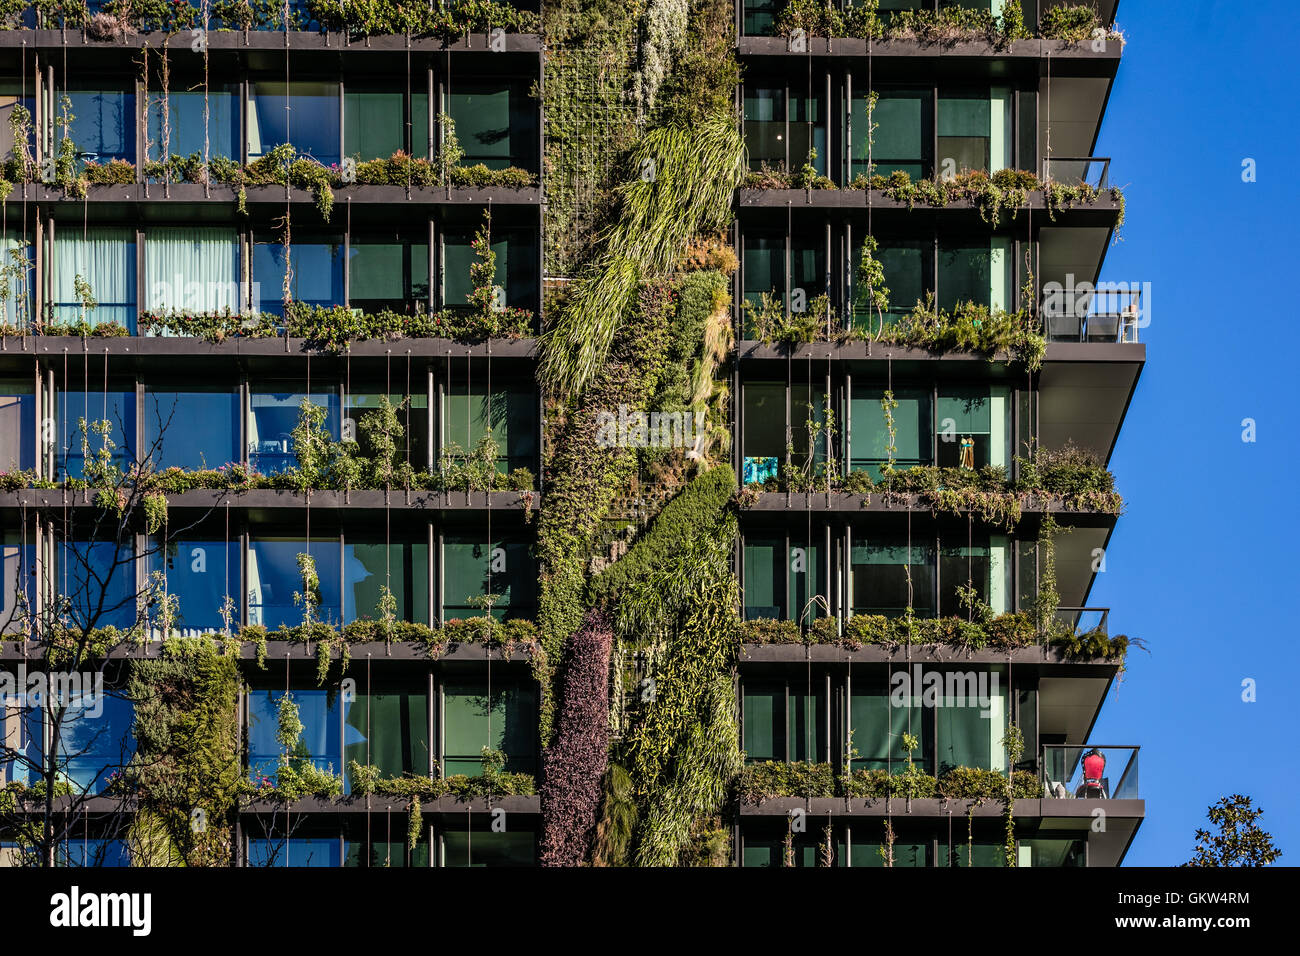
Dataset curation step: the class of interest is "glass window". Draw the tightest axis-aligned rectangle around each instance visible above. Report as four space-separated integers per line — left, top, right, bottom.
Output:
443 382 535 475
247 537 342 628
442 228 536 312
347 240 429 313
144 227 240 316
0 691 42 785
790 381 828 473
445 80 535 171
57 691 135 794
247 80 340 166
343 87 405 161
742 0 781 36
939 841 1006 867
790 234 826 310
789 540 822 625
346 837 429 867
939 238 1012 312
936 385 1011 470
934 670 1005 773
345 389 430 473
442 535 536 620
148 536 240 635
742 234 784 327
850 682 932 773
938 88 1012 176
940 535 1012 617
343 688 429 791
441 828 535 867
0 80 36 167
850 839 929 867
143 384 240 470
1017 90 1037 172
145 87 238 165
1 531 36 636
0 237 35 329
743 87 784 170
854 88 929 180
0 377 35 471
848 383 931 477
742 537 781 620
788 91 826 175
247 688 341 782
52 227 137 331
741 680 826 764
253 238 344 317
1022 838 1086 867
441 681 536 776
741 830 819 867
247 838 341 867
57 839 132 868
853 238 927 332
247 386 340 475
343 538 429 625
55 539 138 631
742 381 783 483
56 387 135 482
63 86 136 165
850 540 935 617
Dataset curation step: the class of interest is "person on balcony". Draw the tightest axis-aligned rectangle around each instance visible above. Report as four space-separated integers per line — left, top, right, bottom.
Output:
1077 748 1107 799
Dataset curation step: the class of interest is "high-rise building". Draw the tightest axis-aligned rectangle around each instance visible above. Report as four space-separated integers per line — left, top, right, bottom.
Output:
0 0 1142 868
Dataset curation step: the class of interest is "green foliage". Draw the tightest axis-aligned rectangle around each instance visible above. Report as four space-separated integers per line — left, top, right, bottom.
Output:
1183 795 1282 867
737 760 835 801
591 763 638 866
541 116 744 395
124 639 241 866
1040 4 1112 42
590 466 736 605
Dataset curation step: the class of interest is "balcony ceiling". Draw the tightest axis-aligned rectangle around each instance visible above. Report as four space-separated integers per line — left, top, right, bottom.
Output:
1038 675 1112 743
1039 75 1113 161
1039 356 1143 463
1038 803 1142 867
1039 225 1112 290
1053 524 1112 609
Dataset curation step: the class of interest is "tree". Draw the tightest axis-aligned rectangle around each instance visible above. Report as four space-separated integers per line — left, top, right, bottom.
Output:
1183 794 1281 867
1 399 223 866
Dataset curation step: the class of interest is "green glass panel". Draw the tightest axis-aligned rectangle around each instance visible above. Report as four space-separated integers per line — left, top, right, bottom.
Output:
344 89 405 160
442 830 535 867
442 682 537 775
742 682 783 763
743 538 781 619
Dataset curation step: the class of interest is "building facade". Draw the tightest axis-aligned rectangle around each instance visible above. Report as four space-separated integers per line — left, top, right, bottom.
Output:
0 0 1143 867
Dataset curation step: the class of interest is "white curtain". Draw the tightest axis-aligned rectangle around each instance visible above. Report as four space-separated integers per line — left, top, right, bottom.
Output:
53 227 135 330
144 227 240 322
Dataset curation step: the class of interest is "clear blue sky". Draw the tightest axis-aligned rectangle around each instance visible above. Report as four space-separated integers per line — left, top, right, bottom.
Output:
1087 0 1300 865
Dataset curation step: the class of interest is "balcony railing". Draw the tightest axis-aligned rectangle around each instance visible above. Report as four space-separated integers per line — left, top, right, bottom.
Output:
1054 606 1108 636
1042 156 1110 189
1043 285 1142 344
1041 744 1139 800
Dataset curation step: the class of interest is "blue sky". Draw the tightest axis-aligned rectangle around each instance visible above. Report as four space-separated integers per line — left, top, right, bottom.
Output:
1087 0 1300 865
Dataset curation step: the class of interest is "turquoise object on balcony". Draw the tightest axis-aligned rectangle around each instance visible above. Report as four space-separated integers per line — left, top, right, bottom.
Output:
744 456 778 484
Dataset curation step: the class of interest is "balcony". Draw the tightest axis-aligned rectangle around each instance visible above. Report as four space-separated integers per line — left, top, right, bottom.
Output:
1043 156 1110 189
1043 284 1143 344
1041 744 1138 800
1054 606 1108 635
